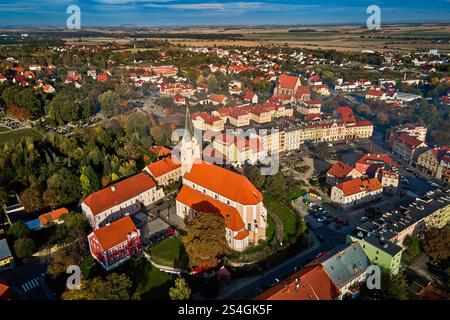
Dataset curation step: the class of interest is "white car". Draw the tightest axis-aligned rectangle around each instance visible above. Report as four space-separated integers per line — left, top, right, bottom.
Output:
360 216 369 223
307 202 316 208
317 216 327 222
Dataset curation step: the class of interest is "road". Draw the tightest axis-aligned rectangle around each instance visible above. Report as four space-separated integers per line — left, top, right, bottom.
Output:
0 256 54 300
217 226 346 300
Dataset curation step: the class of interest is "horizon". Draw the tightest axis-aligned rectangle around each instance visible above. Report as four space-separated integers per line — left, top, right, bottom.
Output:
0 0 449 28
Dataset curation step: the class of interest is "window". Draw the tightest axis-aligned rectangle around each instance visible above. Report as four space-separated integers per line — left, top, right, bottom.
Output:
248 223 251 231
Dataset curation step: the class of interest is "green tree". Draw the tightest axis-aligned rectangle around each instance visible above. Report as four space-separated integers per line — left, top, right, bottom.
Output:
404 235 422 258
265 172 287 200
169 277 191 300
80 165 101 199
14 237 35 259
48 94 79 125
377 272 410 300
248 166 265 190
7 221 30 240
182 211 228 267
62 273 135 300
98 90 120 117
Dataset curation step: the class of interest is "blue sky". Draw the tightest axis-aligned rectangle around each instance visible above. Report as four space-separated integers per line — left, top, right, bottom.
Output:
0 0 449 27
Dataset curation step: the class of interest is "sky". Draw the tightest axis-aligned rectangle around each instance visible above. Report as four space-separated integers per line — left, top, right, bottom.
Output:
0 0 449 27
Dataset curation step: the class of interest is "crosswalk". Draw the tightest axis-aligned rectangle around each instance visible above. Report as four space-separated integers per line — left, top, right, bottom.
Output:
21 277 40 293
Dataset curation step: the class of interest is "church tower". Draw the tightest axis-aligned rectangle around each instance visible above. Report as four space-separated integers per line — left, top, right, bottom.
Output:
180 106 201 174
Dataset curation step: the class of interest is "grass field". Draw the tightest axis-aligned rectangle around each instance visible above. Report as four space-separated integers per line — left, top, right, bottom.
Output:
0 126 10 133
263 194 298 243
0 128 42 144
150 237 190 269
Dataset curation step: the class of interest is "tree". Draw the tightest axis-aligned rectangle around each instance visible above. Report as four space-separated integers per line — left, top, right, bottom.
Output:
62 273 135 300
248 166 265 190
265 172 287 200
404 235 422 258
14 237 35 259
378 272 409 300
47 248 78 279
365 271 409 300
182 210 228 267
169 277 191 300
48 94 79 125
43 188 60 209
19 183 43 212
7 221 30 240
80 165 101 198
423 226 450 261
98 90 120 117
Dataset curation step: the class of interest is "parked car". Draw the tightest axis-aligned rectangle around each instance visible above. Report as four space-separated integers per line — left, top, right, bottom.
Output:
267 278 280 288
317 215 327 222
360 216 369 223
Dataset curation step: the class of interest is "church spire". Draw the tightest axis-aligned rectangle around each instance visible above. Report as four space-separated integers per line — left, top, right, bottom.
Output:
183 105 194 141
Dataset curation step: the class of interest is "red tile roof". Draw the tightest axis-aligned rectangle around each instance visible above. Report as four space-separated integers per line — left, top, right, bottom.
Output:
184 161 263 205
0 283 11 300
254 265 340 300
278 74 300 90
83 173 157 216
397 133 425 149
176 185 245 231
92 216 138 250
327 162 355 179
145 157 181 179
149 145 172 157
39 208 69 225
336 178 382 196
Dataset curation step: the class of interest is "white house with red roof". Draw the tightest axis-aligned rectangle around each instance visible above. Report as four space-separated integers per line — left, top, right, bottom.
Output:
88 216 140 270
331 178 383 209
82 173 164 229
244 91 258 104
326 162 362 186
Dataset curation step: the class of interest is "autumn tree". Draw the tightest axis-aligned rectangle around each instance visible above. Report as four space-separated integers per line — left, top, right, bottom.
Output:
62 273 135 300
423 226 450 261
182 210 228 267
43 188 60 209
169 277 191 300
19 183 42 212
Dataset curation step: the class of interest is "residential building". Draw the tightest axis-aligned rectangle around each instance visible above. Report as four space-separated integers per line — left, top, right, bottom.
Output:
386 124 427 149
417 146 450 181
82 173 165 229
143 157 182 187
0 238 14 272
356 153 400 194
254 265 341 300
297 100 321 115
38 207 69 227
331 178 383 209
392 133 429 164
192 112 225 132
348 188 450 274
88 216 140 271
326 162 362 186
308 242 372 299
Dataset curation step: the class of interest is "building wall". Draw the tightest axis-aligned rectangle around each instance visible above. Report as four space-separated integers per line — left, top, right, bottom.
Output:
82 187 165 229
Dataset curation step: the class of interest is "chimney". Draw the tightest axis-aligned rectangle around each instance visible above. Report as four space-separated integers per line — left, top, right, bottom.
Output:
111 186 116 192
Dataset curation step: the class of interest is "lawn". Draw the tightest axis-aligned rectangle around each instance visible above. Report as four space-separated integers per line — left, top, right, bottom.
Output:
0 125 11 133
263 194 298 243
150 237 190 269
0 128 42 144
117 258 173 299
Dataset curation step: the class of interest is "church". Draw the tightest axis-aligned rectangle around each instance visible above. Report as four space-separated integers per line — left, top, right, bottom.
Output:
171 107 268 251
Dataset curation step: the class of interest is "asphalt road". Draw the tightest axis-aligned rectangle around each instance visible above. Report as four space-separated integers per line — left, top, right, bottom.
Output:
221 226 346 300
